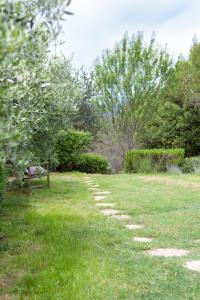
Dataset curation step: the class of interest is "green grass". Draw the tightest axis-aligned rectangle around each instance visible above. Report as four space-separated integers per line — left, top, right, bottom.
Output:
1 173 200 299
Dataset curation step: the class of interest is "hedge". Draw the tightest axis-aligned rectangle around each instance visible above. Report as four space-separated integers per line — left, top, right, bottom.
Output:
182 156 200 173
124 148 185 173
76 153 110 174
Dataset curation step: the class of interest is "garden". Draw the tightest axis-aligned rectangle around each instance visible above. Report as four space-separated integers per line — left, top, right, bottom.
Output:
1 1 200 299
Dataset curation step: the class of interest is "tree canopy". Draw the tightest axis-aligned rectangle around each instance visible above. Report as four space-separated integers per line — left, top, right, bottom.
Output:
93 32 173 169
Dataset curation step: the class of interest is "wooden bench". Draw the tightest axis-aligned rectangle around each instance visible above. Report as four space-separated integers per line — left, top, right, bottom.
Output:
22 164 50 195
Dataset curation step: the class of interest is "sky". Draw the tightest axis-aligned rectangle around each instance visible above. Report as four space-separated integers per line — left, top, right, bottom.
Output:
57 0 200 70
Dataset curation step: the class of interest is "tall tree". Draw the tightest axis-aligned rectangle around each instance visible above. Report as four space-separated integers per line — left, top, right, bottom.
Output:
0 0 72 172
93 32 173 170
139 45 200 156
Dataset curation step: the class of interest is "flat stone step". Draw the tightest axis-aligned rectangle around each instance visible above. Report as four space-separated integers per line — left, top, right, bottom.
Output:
94 195 107 201
133 237 153 242
185 261 200 272
111 214 131 220
94 191 111 195
147 248 190 257
125 224 144 230
96 203 116 207
89 188 101 191
100 209 121 216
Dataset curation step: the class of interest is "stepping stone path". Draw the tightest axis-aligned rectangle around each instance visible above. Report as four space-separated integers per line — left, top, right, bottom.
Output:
184 261 200 272
111 214 131 220
133 237 153 243
125 224 144 230
96 203 116 207
147 248 189 257
94 195 107 201
84 176 197 273
100 209 121 216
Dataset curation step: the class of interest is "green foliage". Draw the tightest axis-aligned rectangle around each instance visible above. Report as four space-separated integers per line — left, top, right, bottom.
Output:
93 31 173 170
137 158 152 174
0 163 6 206
56 130 92 170
0 0 73 175
70 71 99 136
125 148 185 173
139 44 200 156
182 156 200 173
76 153 110 174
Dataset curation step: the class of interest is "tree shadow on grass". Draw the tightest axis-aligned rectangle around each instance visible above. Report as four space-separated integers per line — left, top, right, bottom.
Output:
0 179 105 298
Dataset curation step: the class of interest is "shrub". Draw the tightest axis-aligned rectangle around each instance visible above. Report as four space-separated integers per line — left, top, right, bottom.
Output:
76 154 110 174
124 148 185 173
56 130 92 171
182 156 200 173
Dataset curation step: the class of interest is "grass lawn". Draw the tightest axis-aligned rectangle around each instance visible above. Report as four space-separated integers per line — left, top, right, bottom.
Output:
1 172 200 299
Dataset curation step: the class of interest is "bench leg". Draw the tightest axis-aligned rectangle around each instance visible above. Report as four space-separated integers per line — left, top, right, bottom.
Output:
28 177 32 196
47 174 50 188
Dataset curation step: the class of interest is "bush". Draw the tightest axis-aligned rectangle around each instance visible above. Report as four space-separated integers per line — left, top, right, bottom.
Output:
0 164 6 207
76 154 110 174
124 148 185 173
182 156 200 173
56 130 92 171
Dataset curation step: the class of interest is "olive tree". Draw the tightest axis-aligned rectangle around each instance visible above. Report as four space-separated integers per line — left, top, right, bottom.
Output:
0 0 72 174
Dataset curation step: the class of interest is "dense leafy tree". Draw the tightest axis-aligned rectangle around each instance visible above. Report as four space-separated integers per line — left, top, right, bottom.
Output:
139 45 200 156
93 32 173 169
0 0 72 175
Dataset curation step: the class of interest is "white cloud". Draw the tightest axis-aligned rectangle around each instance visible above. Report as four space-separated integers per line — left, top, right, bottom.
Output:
57 0 200 69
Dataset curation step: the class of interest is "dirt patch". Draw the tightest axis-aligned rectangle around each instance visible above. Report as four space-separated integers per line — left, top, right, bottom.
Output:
0 271 25 290
96 203 115 207
111 214 131 220
94 196 107 201
139 176 200 190
125 224 144 230
185 261 200 272
100 209 121 216
133 237 153 242
147 248 189 257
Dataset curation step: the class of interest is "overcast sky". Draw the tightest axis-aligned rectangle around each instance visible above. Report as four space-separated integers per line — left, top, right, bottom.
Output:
58 0 200 69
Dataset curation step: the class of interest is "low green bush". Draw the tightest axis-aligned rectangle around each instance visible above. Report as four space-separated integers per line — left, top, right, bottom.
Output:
124 148 185 173
182 156 200 173
56 130 92 171
76 153 110 174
